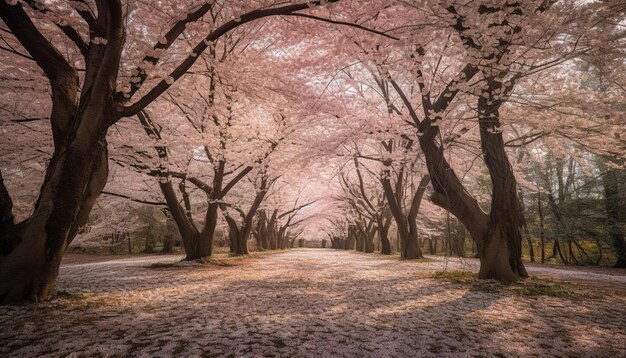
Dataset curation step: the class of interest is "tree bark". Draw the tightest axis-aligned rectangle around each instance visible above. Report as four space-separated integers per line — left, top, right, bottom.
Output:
602 167 626 267
537 192 546 263
377 210 392 255
381 172 428 259
0 0 123 304
518 189 535 262
476 94 527 282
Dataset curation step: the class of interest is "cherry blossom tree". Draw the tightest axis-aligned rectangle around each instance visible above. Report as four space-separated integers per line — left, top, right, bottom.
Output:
0 0 346 303
1 0 625 306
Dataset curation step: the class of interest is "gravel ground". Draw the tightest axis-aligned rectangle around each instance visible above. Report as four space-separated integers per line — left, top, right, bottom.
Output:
1 249 625 357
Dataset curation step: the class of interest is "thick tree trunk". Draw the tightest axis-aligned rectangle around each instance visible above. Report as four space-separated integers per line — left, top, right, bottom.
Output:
0 172 18 256
476 96 527 282
188 203 219 259
0 0 124 304
159 181 219 260
0 138 109 304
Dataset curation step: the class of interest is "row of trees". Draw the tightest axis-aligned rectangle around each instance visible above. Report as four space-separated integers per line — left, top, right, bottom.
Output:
1 0 625 304
328 150 626 267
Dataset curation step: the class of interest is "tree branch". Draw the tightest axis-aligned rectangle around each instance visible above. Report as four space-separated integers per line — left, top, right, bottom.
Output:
101 191 166 206
117 0 341 117
281 13 399 41
122 3 214 100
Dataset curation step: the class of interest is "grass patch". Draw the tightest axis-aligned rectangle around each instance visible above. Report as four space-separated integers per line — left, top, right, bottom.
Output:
432 271 602 299
510 277 602 299
433 270 477 284
471 279 505 294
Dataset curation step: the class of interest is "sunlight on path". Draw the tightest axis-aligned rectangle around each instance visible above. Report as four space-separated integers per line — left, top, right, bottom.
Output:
1 249 625 357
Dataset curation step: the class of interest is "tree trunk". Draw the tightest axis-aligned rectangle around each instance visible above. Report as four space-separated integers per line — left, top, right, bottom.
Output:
518 189 535 262
602 167 626 267
377 210 392 255
428 238 436 255
381 172 427 259
364 235 375 253
448 221 466 257
0 0 124 304
419 133 489 254
476 95 527 282
236 232 248 255
161 235 174 254
160 181 219 260
346 227 356 250
537 192 546 263
0 129 110 304
357 236 364 252
380 232 392 255
226 183 268 256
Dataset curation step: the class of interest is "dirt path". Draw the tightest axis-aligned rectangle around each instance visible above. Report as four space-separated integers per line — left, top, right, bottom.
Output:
1 249 625 357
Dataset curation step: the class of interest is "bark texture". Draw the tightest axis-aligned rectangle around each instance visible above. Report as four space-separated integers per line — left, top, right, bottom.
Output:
0 0 123 303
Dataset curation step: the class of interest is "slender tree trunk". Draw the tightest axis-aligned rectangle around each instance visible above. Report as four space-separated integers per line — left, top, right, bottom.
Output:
518 190 535 262
355 234 364 252
538 192 546 263
161 235 174 254
602 168 626 267
346 226 356 250
381 173 427 259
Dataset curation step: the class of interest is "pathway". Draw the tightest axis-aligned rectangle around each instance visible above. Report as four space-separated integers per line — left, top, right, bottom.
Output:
1 249 625 357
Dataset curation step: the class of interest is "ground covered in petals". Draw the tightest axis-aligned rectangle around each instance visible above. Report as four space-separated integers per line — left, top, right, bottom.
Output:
1 249 625 357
